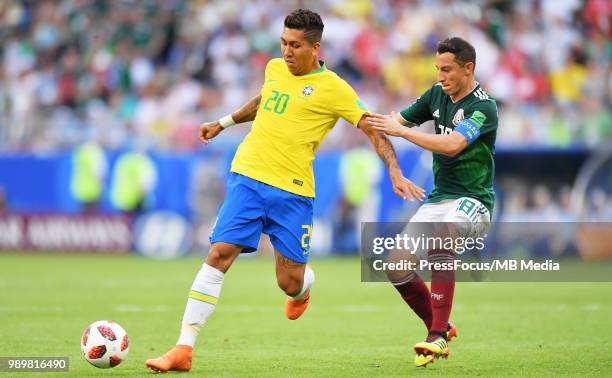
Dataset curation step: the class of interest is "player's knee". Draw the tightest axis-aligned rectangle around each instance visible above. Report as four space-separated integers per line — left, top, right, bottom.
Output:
205 250 228 272
276 274 302 296
206 243 239 273
384 249 418 283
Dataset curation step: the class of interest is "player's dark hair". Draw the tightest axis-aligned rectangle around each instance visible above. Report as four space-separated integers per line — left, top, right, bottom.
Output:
284 9 324 44
437 37 476 68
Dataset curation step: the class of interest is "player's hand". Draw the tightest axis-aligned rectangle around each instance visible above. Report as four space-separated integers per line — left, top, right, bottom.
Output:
390 173 426 202
199 121 223 144
368 112 407 137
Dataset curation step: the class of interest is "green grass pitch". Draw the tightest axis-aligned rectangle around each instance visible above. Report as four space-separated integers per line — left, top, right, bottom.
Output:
1 254 611 376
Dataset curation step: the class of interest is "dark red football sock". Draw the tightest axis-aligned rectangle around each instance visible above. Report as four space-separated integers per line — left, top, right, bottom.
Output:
429 250 455 334
393 274 432 330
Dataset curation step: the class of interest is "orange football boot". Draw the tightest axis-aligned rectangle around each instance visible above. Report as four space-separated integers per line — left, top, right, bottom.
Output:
145 344 193 373
446 322 458 341
285 292 311 320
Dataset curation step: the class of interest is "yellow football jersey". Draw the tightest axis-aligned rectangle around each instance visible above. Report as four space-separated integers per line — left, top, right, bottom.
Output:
231 58 368 197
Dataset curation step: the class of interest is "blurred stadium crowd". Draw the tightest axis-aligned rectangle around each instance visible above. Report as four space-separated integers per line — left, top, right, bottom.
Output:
0 0 610 154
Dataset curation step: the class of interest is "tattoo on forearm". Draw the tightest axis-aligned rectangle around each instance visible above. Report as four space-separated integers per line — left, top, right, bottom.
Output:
233 95 262 123
372 133 400 171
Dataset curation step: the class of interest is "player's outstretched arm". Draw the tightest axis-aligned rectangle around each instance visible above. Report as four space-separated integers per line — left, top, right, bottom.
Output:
368 112 468 157
392 111 418 128
199 95 262 144
357 115 426 202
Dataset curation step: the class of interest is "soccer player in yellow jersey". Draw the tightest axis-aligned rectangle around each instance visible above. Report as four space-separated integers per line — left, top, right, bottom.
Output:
146 9 424 372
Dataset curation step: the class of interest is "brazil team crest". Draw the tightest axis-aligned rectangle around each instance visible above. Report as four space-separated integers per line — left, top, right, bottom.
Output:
452 108 465 126
302 85 314 97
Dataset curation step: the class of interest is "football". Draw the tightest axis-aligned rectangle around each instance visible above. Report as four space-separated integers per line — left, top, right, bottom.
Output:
81 320 129 369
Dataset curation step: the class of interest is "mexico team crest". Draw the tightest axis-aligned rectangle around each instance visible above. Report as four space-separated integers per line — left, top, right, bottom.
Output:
453 108 465 126
302 85 314 97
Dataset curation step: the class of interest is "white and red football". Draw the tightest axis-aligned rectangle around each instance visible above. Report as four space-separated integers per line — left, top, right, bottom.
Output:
81 320 129 369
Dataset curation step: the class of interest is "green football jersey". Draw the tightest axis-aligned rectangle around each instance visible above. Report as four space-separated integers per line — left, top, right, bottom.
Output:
399 82 498 214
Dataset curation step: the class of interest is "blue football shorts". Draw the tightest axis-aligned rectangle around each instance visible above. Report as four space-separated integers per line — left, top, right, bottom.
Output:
210 172 314 264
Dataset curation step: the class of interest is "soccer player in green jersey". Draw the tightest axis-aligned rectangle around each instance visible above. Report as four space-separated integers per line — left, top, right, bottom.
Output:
369 37 498 367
